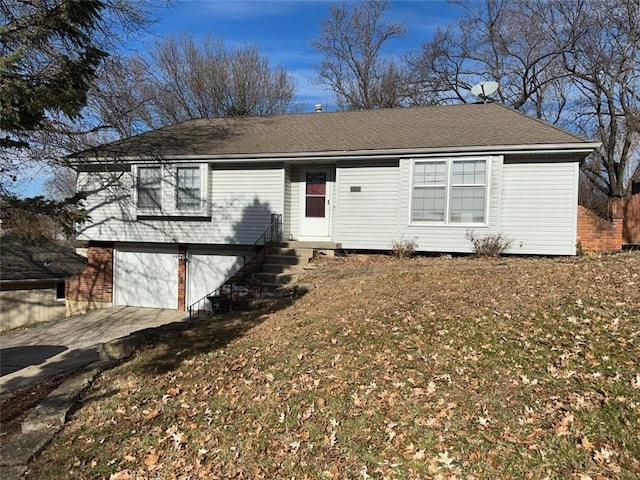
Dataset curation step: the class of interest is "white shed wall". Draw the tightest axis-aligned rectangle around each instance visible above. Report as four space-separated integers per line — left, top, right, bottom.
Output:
500 161 578 255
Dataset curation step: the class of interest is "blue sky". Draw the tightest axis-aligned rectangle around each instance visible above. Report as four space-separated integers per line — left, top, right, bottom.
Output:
140 0 464 110
22 1 464 198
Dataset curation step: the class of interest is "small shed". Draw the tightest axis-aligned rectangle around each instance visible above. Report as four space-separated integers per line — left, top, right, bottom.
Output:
0 232 87 331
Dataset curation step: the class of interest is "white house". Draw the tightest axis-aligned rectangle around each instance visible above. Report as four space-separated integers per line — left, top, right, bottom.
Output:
70 103 599 311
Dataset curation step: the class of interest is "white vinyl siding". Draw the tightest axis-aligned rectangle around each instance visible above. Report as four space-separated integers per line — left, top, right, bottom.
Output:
500 161 578 255
335 161 400 250
288 165 301 240
78 171 137 242
283 164 292 240
78 164 284 245
210 165 284 244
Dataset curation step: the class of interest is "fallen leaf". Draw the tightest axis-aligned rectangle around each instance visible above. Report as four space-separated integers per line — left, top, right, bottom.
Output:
110 470 133 479
143 409 160 421
580 435 594 451
144 454 159 466
166 387 181 397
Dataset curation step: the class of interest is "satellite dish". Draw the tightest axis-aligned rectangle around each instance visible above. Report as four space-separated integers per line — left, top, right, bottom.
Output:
470 81 499 103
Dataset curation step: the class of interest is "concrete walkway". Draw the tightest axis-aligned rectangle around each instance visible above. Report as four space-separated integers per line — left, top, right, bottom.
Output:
0 306 189 395
1 306 192 478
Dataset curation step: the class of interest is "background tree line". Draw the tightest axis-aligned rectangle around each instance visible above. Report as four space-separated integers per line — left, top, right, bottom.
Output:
313 0 639 204
1 0 638 239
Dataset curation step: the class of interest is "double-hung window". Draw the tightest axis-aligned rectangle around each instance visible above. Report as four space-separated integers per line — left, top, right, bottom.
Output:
412 158 488 224
137 166 162 209
176 166 201 210
412 161 447 221
134 164 207 216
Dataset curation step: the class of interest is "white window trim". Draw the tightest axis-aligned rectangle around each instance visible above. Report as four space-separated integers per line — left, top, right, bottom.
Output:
132 165 163 214
132 163 209 216
410 156 490 226
174 164 208 214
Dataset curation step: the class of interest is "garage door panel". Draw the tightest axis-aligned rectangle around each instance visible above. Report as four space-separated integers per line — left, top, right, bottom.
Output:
187 254 242 306
115 250 178 309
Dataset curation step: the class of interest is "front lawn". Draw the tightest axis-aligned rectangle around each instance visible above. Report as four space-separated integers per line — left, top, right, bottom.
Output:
26 252 640 479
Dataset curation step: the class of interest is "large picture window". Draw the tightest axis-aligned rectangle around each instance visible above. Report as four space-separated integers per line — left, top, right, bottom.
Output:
412 158 488 224
137 167 162 209
176 166 201 209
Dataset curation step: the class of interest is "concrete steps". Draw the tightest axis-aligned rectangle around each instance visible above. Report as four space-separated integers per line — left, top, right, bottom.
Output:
253 245 315 291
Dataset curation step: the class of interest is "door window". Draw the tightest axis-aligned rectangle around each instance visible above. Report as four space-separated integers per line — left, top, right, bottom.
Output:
305 172 327 217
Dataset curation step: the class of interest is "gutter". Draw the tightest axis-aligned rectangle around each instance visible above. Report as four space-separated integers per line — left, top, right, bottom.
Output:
70 142 602 166
1 277 68 285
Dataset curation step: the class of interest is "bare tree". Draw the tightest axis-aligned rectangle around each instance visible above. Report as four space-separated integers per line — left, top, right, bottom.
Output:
311 0 406 110
44 168 78 201
94 35 296 133
406 0 639 199
3 32 297 228
405 0 570 121
554 0 640 198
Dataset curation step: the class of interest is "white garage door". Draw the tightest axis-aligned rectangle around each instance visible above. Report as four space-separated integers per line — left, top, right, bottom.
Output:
115 249 178 309
187 253 242 306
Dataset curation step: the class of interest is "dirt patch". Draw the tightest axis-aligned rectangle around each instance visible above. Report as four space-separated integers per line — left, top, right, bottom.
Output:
0 376 64 447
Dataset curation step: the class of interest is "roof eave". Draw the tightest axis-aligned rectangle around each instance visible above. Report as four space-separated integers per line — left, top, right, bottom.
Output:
72 142 601 165
0 276 68 284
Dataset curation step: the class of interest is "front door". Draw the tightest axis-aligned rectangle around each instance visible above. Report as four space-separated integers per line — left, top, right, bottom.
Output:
299 168 331 239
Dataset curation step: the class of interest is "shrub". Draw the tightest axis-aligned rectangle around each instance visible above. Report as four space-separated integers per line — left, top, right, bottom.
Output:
391 237 418 259
465 230 512 257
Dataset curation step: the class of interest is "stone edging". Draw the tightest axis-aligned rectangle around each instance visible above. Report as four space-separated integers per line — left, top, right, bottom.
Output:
0 319 194 479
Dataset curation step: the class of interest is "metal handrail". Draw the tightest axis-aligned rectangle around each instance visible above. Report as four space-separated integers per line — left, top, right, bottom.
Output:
188 213 282 319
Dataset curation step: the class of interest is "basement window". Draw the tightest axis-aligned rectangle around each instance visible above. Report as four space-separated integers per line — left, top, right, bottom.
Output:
55 281 66 301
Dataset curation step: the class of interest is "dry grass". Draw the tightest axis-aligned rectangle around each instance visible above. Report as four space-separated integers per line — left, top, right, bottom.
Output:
25 252 640 479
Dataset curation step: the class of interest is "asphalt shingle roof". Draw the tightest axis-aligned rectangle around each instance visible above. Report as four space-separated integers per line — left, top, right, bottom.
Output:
72 103 590 159
0 233 87 282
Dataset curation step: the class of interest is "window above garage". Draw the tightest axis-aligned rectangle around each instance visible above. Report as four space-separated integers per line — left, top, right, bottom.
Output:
133 164 209 219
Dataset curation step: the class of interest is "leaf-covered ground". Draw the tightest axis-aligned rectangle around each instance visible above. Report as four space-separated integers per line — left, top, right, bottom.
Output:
26 252 640 479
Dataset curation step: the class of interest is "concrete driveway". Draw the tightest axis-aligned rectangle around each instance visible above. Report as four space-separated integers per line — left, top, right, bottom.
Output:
0 306 189 395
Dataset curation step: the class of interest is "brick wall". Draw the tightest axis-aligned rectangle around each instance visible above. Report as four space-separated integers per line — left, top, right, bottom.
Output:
576 206 623 252
66 244 114 315
609 194 640 245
